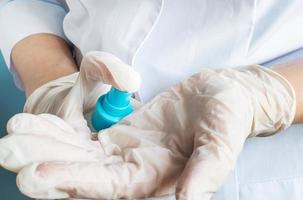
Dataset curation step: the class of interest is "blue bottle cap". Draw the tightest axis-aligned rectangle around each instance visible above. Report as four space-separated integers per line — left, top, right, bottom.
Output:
92 87 133 131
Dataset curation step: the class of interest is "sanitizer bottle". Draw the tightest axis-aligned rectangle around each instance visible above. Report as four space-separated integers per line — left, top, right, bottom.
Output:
91 87 133 131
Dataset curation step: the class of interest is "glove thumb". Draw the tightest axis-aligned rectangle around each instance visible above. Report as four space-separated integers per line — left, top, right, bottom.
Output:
65 51 142 114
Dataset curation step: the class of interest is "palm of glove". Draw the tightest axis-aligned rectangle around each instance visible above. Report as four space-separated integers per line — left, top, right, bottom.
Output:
95 65 295 200
0 51 296 200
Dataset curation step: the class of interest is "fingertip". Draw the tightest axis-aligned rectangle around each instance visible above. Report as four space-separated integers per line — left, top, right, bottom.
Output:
6 113 33 134
119 69 142 93
83 51 142 93
0 142 20 173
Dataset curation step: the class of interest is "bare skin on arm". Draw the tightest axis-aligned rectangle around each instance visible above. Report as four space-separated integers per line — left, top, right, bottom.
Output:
11 33 78 97
273 59 303 124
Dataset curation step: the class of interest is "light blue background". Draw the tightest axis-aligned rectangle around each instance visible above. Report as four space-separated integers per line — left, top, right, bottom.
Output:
0 52 30 200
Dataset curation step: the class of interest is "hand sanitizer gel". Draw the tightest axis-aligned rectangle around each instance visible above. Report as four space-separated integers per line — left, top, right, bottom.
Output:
91 87 133 131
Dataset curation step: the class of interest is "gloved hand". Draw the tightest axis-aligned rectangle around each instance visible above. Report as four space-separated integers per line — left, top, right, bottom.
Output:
89 64 295 200
0 61 296 199
0 51 142 198
23 50 142 135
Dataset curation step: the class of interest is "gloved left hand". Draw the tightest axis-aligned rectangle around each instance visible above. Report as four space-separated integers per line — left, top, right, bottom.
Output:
0 51 142 199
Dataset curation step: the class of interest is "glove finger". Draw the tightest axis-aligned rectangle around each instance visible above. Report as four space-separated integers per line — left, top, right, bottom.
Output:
2 113 105 173
0 133 104 173
6 113 97 146
175 135 246 200
7 113 75 136
174 78 254 200
81 51 141 94
16 147 180 200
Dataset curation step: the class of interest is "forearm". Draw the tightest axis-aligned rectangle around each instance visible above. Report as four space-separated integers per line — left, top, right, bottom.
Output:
11 33 78 98
272 59 303 124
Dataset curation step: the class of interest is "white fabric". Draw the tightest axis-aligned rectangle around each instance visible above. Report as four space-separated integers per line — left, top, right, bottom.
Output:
134 0 255 102
212 122 303 200
1 0 303 99
63 0 163 66
133 0 303 102
262 47 303 67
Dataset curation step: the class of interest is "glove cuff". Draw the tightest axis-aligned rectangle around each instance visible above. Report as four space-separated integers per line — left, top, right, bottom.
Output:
23 72 79 114
244 64 297 136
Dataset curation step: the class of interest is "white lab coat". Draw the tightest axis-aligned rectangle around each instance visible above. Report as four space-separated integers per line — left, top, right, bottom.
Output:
1 0 303 199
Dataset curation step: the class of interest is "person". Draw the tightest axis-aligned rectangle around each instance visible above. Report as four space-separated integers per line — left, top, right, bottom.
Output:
0 0 303 199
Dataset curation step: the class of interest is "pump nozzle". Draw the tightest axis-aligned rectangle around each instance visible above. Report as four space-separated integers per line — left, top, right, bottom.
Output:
91 87 133 131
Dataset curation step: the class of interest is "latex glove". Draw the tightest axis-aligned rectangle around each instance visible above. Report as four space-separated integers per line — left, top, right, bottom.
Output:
0 51 142 198
96 65 295 200
23 50 141 135
2 63 295 200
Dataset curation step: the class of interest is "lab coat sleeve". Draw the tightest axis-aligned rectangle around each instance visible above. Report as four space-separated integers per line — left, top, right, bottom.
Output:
0 0 68 90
